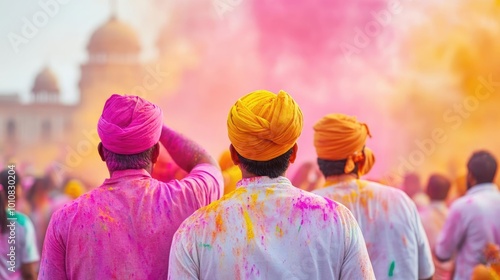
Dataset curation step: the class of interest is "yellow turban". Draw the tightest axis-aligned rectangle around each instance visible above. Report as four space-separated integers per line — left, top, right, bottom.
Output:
227 90 303 161
314 113 375 175
64 179 85 199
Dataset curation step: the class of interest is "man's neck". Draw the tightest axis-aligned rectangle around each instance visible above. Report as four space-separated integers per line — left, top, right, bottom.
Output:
324 173 358 185
239 167 285 179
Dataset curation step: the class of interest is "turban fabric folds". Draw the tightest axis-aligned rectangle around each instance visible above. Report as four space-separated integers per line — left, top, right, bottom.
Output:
314 113 375 176
98 94 163 155
227 90 303 161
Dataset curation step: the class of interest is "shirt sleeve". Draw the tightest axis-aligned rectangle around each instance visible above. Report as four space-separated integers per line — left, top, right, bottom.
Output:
338 205 376 280
20 215 40 264
168 224 199 280
412 202 435 279
435 201 466 262
38 210 67 280
177 163 224 210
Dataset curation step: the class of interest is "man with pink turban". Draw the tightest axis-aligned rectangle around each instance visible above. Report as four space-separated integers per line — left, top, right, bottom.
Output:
39 94 223 279
168 90 375 279
312 113 434 280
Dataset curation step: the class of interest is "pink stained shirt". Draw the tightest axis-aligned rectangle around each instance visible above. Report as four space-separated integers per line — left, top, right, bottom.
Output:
39 163 223 280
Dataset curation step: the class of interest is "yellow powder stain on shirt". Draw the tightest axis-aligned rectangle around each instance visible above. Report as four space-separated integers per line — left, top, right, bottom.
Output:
275 225 284 238
243 210 255 240
265 188 274 197
206 188 248 214
215 212 225 233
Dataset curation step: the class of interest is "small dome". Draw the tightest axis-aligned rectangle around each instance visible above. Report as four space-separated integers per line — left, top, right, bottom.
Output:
87 17 140 54
32 67 59 94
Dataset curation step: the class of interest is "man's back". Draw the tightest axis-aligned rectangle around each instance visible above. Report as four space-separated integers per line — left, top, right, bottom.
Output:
437 183 500 279
169 176 374 280
313 179 434 279
40 165 222 279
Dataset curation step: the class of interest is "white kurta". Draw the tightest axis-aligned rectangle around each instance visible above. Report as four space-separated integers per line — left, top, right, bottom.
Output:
169 176 375 280
313 179 434 279
436 183 500 280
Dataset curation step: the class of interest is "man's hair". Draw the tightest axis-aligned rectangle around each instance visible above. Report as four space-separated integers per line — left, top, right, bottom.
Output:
237 148 293 178
103 145 155 172
317 158 358 178
467 150 497 184
426 174 451 201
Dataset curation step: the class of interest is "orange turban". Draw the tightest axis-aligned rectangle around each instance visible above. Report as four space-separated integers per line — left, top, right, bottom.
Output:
314 113 375 175
218 150 234 171
227 90 303 161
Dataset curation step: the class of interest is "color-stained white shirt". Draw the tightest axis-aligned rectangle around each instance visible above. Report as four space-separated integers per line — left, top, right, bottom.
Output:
169 176 375 280
419 201 453 280
436 183 500 280
313 179 434 280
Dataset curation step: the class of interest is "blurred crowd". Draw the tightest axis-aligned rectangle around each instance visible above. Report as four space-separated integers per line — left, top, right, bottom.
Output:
2 151 498 279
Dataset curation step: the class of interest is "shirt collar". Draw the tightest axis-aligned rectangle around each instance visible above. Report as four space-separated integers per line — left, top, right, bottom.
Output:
103 169 151 185
466 182 498 196
236 176 292 188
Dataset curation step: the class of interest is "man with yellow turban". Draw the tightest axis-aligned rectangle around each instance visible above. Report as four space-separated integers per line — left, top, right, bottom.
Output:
312 113 434 280
169 90 375 279
39 94 223 279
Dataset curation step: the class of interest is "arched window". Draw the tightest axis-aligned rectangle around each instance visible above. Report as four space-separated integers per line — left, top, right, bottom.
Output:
41 119 51 141
6 119 15 139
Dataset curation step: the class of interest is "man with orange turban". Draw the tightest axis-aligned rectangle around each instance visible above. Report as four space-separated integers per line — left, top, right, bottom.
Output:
312 113 434 280
39 94 223 279
169 90 374 279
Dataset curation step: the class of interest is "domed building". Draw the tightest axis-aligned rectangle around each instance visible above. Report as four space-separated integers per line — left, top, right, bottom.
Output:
79 16 144 108
0 14 146 174
0 66 74 158
32 67 60 103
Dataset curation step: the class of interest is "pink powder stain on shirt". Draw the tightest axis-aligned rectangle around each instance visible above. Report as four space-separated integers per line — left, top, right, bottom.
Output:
40 165 222 279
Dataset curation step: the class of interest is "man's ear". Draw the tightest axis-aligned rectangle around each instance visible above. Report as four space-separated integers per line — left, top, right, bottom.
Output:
289 143 299 164
98 143 106 161
229 144 240 165
151 143 160 164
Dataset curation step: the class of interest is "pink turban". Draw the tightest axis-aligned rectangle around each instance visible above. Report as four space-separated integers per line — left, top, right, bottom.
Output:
98 94 163 155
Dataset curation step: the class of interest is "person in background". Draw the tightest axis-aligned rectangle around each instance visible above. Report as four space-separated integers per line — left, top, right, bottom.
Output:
169 90 375 279
290 161 324 192
312 113 434 280
402 172 430 211
436 150 500 279
151 144 188 182
39 94 223 279
419 174 453 280
0 169 39 280
218 149 242 194
63 179 86 200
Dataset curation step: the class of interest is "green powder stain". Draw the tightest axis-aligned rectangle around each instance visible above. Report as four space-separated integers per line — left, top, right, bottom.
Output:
298 225 302 232
388 261 395 277
199 243 212 249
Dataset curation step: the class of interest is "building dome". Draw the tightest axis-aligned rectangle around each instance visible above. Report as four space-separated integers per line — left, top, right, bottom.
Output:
32 67 59 94
87 17 140 54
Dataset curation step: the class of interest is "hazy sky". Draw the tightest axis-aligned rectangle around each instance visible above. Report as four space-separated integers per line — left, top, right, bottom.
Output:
0 0 166 104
